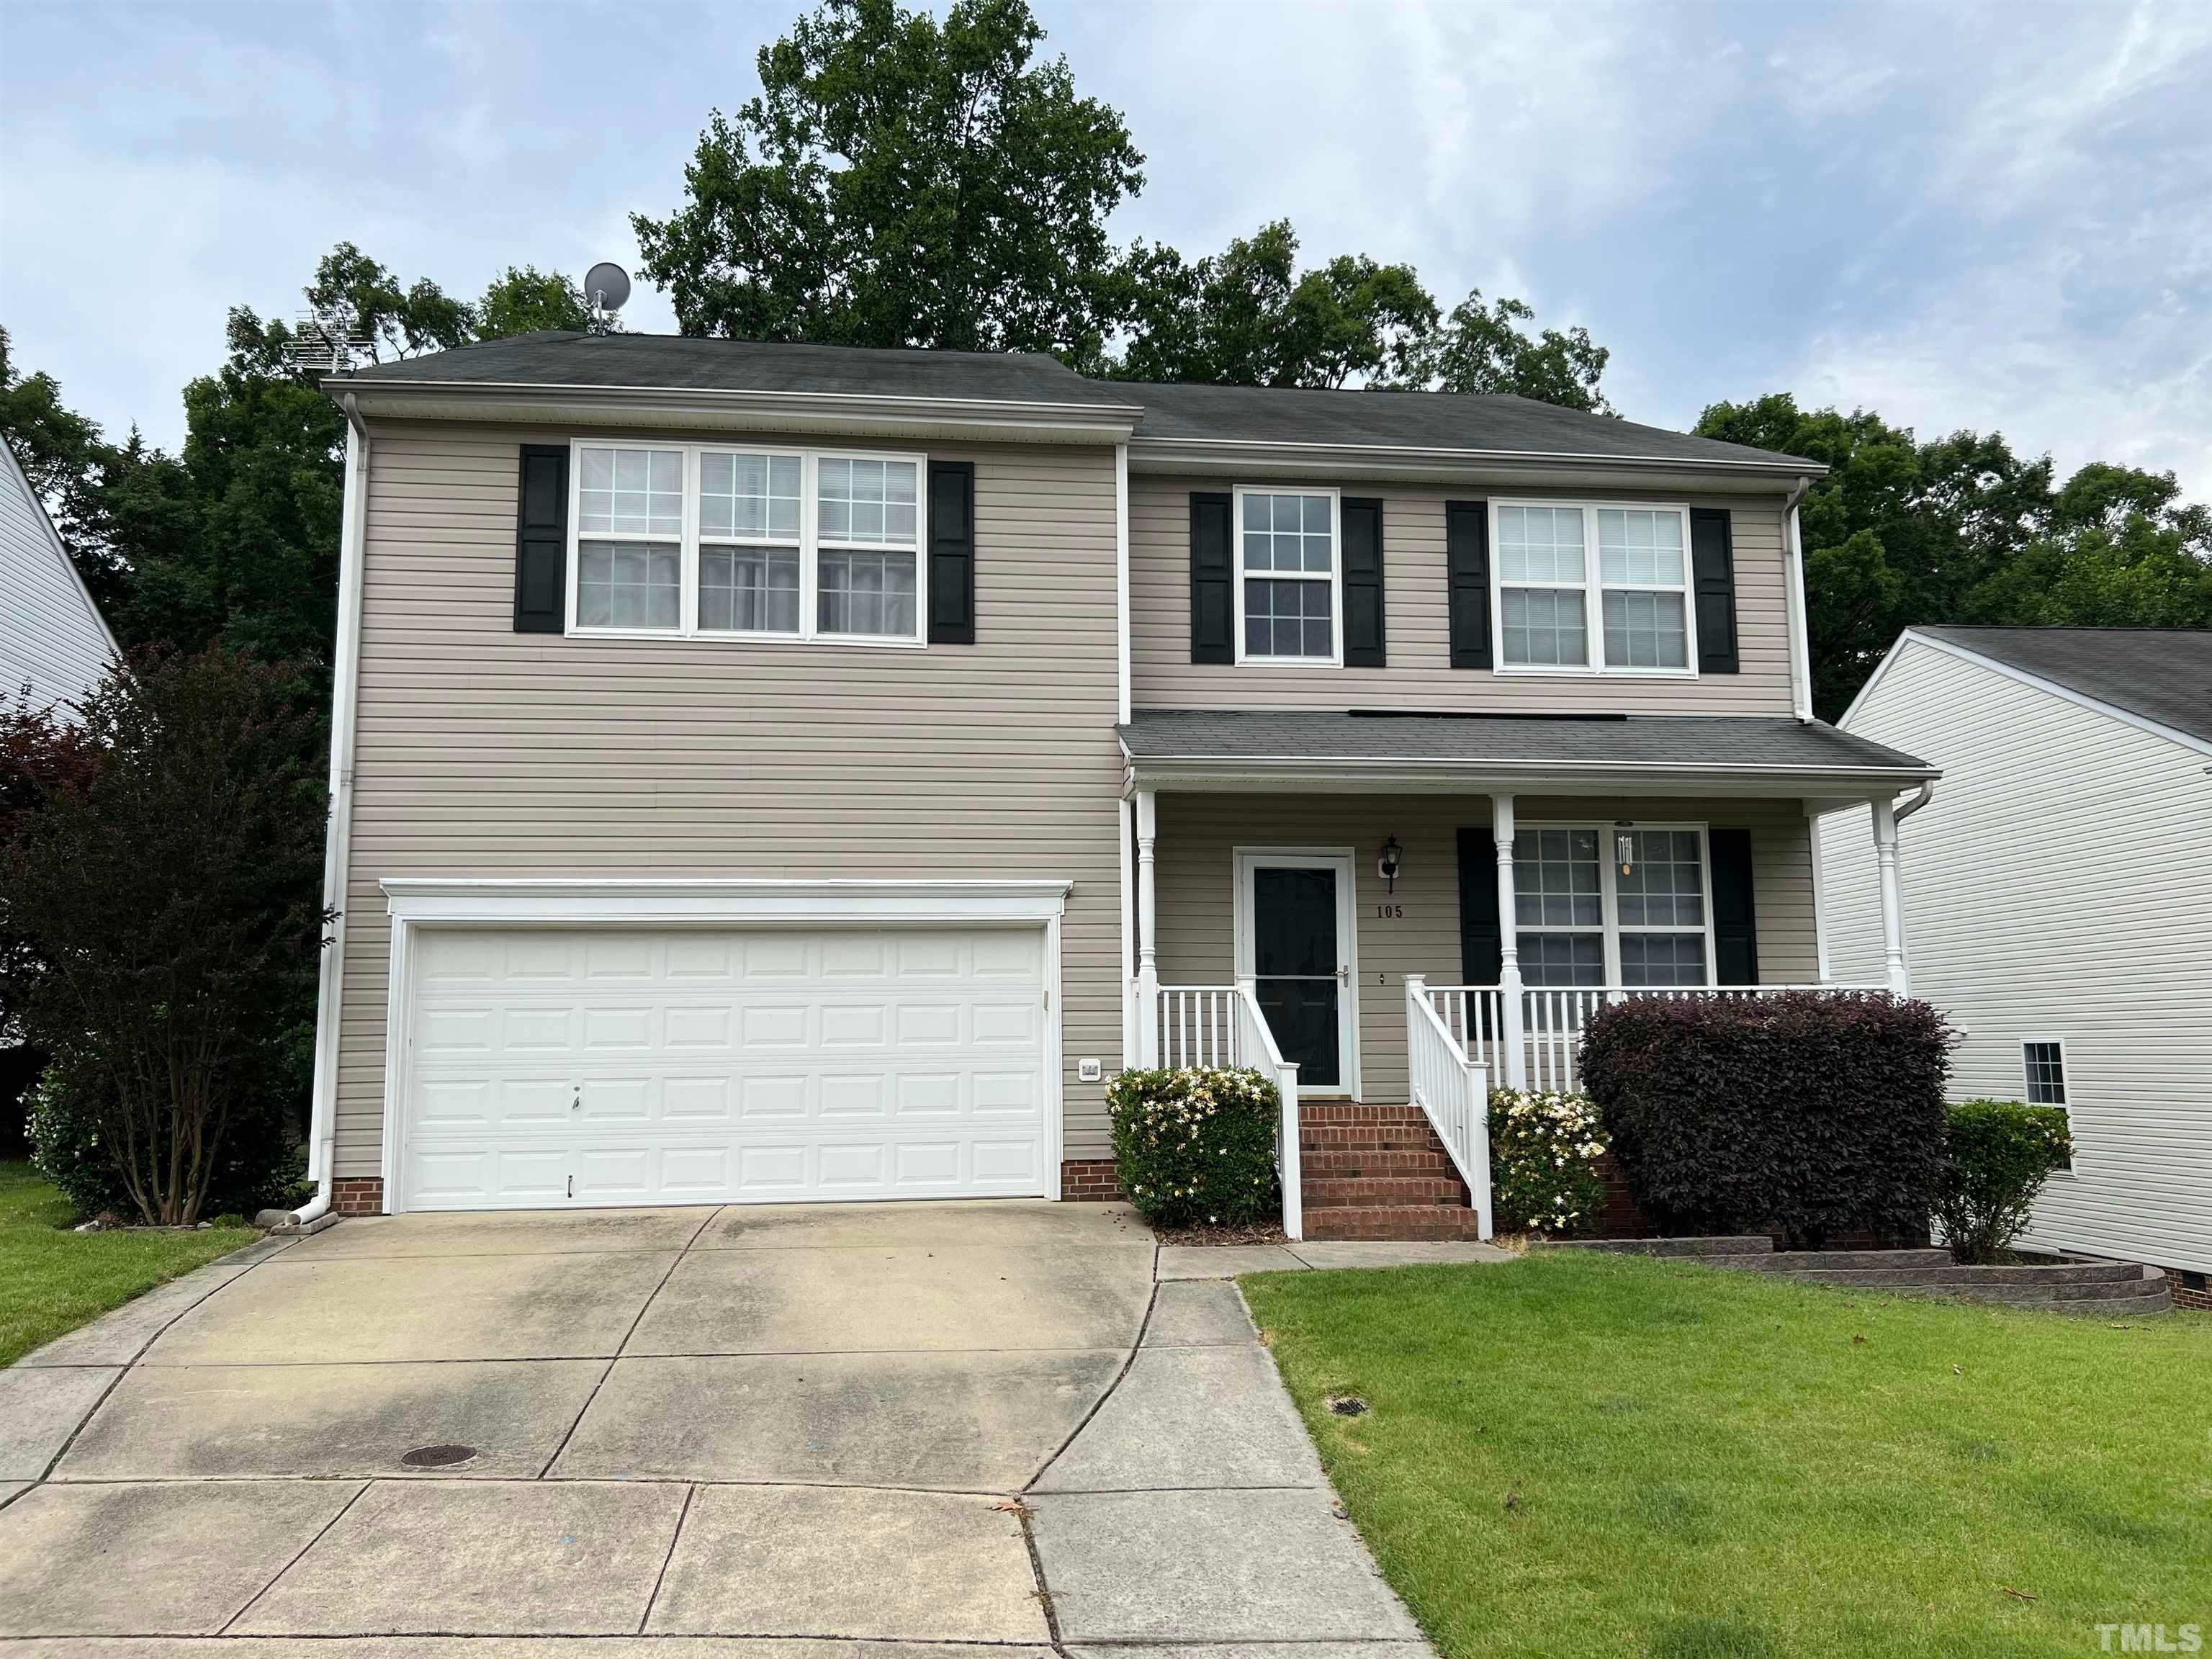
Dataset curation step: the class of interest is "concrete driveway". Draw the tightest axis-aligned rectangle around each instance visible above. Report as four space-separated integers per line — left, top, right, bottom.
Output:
0 1200 1439 1655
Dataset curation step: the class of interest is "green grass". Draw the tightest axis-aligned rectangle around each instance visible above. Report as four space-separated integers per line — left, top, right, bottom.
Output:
1241 1251 2211 1659
0 1160 257 1367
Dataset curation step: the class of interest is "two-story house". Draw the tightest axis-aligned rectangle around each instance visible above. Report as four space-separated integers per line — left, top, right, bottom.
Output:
289 332 1937 1240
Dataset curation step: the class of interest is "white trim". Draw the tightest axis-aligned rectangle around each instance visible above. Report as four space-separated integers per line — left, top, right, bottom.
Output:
1231 847 1363 1099
1844 629 2212 761
1128 433 1827 479
1783 491 1815 721
1512 819 1717 987
1804 796 1832 981
377 877 1073 1215
305 414 370 1191
565 438 930 649
1233 485 1343 667
1118 796 1137 1064
1115 442 1132 724
1488 498 1699 678
2022 1035 2071 1108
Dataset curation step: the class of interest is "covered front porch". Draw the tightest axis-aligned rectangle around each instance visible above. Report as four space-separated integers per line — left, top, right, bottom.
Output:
1115 710 1941 1241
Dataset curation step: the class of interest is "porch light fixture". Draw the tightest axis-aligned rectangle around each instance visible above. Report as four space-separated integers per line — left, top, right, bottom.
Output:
1377 835 1403 893
1614 820 1635 876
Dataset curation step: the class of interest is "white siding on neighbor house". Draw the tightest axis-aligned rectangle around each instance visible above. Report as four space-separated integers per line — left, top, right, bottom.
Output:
335 423 1126 1178
1154 793 1823 1105
1820 635 2212 1277
1129 475 1799 714
0 444 114 711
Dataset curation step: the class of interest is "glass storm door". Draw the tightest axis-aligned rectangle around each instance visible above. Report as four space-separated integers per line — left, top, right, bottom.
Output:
1251 866 1343 1087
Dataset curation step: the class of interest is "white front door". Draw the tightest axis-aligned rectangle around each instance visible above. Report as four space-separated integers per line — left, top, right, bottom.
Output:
1234 848 1360 1097
399 925 1050 1211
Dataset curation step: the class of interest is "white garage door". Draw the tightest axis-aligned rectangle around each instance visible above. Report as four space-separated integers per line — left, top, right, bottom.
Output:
400 925 1050 1211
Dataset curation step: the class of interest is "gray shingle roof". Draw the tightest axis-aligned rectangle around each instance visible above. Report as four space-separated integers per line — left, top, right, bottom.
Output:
1915 626 2212 746
1120 709 1934 776
338 333 1819 470
342 332 1139 408
1118 380 1817 469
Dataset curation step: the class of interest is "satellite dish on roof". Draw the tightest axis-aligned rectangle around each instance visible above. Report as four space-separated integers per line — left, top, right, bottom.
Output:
585 262 631 314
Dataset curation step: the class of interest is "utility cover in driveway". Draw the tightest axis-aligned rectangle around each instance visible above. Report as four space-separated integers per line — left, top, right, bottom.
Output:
402 925 1048 1210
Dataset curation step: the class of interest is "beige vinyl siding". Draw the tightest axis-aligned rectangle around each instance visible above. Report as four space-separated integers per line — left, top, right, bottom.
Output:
1154 793 1820 1102
1820 635 2212 1277
336 423 1126 1175
1130 475 1798 714
0 446 113 710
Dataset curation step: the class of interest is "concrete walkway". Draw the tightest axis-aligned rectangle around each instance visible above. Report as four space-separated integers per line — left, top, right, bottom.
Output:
0 1202 1439 1655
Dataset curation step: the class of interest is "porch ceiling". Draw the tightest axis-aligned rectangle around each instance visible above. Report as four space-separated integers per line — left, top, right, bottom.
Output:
1118 709 1939 798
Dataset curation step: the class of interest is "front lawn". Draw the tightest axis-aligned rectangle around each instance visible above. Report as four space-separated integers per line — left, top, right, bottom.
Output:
1242 1251 2208 1659
0 1160 257 1367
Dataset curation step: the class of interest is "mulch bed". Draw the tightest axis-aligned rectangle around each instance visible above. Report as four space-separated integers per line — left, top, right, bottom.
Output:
1151 1220 1290 1247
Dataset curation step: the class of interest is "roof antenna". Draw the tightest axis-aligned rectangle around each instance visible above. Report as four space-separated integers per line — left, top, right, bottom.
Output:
584 262 630 331
284 305 370 376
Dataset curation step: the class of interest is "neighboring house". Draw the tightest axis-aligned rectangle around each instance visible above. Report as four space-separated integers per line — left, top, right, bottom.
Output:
295 332 1936 1239
0 439 117 712
1819 626 2211 1299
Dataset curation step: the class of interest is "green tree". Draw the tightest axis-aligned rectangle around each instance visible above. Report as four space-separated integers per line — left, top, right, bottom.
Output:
1411 289 1611 411
1695 394 2212 716
634 0 1144 360
478 265 593 337
1110 221 1436 388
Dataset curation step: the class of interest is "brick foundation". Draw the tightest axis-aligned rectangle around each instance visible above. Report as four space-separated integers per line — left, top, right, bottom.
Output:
1060 1159 1123 1202
2162 1269 2211 1312
331 1177 385 1215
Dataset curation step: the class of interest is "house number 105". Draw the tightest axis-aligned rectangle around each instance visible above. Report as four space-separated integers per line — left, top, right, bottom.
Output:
1373 903 1403 919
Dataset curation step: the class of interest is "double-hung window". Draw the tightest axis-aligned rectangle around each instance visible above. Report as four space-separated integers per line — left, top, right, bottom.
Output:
1236 488 1339 663
1513 824 1714 986
569 441 926 647
1493 502 1696 674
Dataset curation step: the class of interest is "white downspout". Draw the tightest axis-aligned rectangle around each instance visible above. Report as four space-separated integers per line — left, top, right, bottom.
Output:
1869 782 1933 998
271 393 369 1228
1781 476 1815 722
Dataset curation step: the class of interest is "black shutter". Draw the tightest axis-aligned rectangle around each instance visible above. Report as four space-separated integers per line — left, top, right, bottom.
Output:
1341 497 1385 667
927 459 976 644
513 444 568 634
1690 508 1739 675
1709 827 1759 985
1446 500 1491 669
1457 827 1503 983
1189 491 1233 663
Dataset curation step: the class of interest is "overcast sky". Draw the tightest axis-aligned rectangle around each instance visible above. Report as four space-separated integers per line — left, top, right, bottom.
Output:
4 0 2208 496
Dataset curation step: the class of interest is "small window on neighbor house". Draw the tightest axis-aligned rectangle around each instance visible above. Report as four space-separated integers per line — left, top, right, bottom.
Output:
2023 1042 2067 1106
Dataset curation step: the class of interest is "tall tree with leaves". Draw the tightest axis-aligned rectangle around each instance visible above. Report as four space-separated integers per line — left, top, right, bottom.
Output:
1696 393 2212 716
635 0 1144 361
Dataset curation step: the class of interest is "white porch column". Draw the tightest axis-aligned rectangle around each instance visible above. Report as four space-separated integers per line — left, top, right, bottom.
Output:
1871 796 1910 997
1136 788 1160 1064
1491 792 1527 1089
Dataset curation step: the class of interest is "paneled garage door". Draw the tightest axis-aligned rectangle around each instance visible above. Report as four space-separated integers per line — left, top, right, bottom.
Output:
400 925 1050 1211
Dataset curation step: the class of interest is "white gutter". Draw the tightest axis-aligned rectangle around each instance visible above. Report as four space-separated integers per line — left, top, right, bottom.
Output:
1114 441 1131 725
1892 780 1934 823
276 393 369 1228
1781 476 1815 722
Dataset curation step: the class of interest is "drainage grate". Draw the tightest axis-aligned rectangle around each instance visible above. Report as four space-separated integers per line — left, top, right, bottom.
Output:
1326 1395 1369 1418
400 1443 479 1468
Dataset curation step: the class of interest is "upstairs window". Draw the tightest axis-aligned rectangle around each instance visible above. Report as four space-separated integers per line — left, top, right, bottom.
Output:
2023 1041 2067 1106
1493 501 1697 675
1236 489 1339 663
569 443 925 647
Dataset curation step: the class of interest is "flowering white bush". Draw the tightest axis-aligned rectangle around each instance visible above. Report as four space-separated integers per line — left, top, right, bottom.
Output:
1488 1088 1608 1235
1107 1066 1280 1226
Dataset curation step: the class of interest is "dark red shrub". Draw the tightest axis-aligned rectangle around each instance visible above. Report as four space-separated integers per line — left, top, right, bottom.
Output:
1579 992 1955 1249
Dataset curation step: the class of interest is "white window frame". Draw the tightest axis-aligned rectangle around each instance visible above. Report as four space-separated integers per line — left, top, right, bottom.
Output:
565 439 930 650
1490 500 1699 678
1233 485 1342 667
1514 820 1717 986
2021 1036 2075 1173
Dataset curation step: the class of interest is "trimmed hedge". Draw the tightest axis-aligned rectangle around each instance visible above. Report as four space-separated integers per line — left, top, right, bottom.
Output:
1581 992 1954 1249
1488 1089 1609 1236
1936 1098 2074 1264
1107 1066 1281 1227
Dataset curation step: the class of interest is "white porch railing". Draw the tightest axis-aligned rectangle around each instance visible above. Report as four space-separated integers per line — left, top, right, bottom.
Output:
1404 978 1492 1240
1145 981 1303 1241
1425 983 1887 1096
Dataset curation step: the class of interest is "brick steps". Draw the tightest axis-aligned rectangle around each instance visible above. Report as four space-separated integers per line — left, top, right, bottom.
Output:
1295 1103 1482 1239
